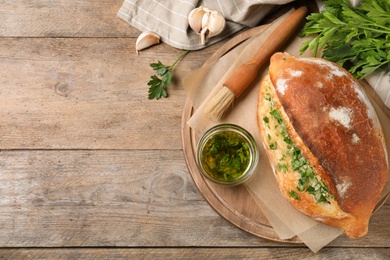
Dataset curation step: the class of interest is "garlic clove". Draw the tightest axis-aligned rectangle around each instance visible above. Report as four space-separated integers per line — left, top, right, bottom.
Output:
135 31 160 54
188 6 226 45
200 26 208 45
207 11 225 37
199 11 225 45
201 11 210 31
188 7 206 33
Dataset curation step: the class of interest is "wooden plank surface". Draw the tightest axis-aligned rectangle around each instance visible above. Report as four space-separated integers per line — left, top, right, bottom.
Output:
1 0 389 258
0 150 388 247
0 248 389 259
0 0 135 37
0 150 277 247
0 38 221 149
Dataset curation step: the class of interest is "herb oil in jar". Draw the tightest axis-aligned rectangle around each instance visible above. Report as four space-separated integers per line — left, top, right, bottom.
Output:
196 124 259 186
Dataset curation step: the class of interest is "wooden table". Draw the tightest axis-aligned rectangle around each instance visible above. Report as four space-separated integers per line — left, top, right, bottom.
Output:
0 1 389 259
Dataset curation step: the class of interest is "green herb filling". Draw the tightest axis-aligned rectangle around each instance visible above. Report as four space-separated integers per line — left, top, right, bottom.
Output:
263 91 334 204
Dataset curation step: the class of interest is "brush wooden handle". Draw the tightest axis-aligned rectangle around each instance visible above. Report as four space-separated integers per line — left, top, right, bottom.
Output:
224 6 308 97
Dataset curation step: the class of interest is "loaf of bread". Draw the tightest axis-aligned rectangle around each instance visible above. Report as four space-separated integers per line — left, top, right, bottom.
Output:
257 52 388 238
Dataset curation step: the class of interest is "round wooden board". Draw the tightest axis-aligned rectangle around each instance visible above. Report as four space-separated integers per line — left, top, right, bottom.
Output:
182 94 389 244
181 3 390 243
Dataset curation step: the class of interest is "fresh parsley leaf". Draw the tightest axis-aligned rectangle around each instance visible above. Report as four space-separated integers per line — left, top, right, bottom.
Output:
288 190 300 200
277 163 288 173
300 0 390 80
150 60 170 76
147 50 190 100
147 75 168 100
317 195 329 204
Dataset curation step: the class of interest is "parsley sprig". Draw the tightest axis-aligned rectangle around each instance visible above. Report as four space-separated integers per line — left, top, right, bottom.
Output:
300 0 390 80
147 50 190 100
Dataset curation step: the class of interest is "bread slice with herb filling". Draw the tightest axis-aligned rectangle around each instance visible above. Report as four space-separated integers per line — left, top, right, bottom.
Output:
257 52 388 239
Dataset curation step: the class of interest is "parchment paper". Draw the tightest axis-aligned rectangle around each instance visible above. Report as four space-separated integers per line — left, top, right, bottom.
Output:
183 11 390 253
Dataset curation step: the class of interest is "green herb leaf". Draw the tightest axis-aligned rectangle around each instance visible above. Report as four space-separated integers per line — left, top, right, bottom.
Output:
300 0 390 80
150 61 169 76
147 75 168 100
288 190 300 200
147 50 190 100
269 142 278 150
277 163 288 173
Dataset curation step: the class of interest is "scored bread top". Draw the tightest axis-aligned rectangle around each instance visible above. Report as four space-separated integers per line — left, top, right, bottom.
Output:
258 75 350 225
266 52 388 238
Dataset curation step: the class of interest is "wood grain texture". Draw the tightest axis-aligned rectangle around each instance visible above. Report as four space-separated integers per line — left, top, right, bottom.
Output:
0 150 388 247
1 0 389 256
0 248 389 259
0 150 277 247
0 38 222 149
0 0 135 37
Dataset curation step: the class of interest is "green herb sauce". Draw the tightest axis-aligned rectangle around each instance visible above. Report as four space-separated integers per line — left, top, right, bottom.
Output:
201 131 251 182
263 91 334 204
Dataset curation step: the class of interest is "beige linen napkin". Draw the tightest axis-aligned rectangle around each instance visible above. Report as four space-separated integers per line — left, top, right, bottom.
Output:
367 69 390 108
117 0 294 50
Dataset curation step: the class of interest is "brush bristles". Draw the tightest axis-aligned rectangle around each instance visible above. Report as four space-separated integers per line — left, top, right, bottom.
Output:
204 86 236 121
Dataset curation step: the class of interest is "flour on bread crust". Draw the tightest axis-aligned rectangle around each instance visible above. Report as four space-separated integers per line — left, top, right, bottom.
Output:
257 52 388 238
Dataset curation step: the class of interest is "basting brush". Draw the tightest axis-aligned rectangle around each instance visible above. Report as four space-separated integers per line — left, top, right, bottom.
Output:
204 6 308 121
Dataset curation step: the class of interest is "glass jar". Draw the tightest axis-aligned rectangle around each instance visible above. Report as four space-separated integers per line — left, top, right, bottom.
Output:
196 124 259 186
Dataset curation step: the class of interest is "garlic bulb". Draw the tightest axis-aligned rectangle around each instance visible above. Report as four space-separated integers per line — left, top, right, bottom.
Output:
188 6 226 45
135 31 160 54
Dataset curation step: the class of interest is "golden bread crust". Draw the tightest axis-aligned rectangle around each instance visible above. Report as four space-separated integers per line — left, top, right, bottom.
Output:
257 52 388 238
258 75 350 219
